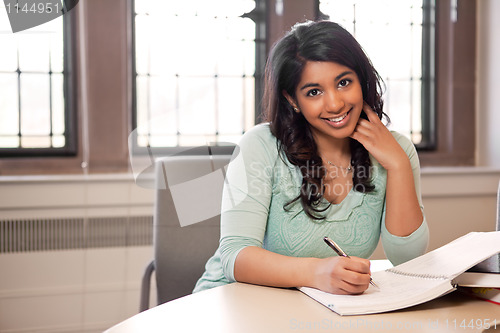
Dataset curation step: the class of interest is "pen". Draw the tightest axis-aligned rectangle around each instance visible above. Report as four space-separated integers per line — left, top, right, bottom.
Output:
323 236 379 289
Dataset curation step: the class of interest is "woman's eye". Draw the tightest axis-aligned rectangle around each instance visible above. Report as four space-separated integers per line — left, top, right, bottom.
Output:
339 79 351 87
306 89 321 97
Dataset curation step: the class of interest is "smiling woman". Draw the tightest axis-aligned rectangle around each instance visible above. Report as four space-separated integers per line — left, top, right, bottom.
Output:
283 61 364 205
193 20 429 297
269 20 386 214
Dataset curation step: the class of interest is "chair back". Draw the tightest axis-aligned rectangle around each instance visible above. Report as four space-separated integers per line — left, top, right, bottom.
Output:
153 153 232 303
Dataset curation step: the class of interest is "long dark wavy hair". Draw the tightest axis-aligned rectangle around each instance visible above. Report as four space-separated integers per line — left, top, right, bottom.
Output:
262 20 387 220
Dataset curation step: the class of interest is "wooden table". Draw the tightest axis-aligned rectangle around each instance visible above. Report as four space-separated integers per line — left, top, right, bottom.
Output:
105 282 500 332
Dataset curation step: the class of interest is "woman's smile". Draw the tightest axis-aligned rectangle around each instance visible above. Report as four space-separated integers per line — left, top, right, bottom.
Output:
322 109 352 128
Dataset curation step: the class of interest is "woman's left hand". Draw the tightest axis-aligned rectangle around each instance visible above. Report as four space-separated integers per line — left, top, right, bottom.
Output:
350 103 409 171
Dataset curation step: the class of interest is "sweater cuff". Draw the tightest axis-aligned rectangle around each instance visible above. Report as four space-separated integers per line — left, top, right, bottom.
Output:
381 217 429 266
219 236 262 282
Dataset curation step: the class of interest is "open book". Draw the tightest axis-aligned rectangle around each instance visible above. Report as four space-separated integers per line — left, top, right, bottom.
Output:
299 231 500 315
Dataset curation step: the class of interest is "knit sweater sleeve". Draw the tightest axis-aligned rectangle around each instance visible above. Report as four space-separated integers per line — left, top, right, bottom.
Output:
218 124 277 282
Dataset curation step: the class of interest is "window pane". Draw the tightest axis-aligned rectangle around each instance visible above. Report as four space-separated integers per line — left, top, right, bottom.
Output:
178 77 216 136
49 20 64 73
149 76 177 136
134 0 257 148
0 10 70 153
51 73 65 135
411 80 422 144
20 73 51 136
218 41 254 76
0 34 18 71
0 73 19 135
386 79 411 137
218 77 244 134
243 76 255 132
134 16 151 76
18 33 50 73
21 136 51 148
136 75 151 136
139 0 255 17
52 135 65 148
0 136 19 148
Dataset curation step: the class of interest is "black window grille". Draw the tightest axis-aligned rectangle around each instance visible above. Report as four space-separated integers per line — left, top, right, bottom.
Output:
131 0 266 154
317 0 435 149
0 7 76 157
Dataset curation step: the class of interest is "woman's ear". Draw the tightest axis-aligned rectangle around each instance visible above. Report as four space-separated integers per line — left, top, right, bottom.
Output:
282 90 299 112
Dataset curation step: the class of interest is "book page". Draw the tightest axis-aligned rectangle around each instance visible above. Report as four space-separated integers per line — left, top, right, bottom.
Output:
454 272 500 288
300 270 452 315
388 232 500 279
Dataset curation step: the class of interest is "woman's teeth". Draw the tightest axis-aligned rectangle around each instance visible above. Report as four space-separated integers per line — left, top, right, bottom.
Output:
329 113 347 123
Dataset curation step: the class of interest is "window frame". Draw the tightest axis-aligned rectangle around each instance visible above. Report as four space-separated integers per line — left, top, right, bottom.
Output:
0 0 477 176
0 9 78 157
312 0 476 165
129 0 267 157
315 0 437 150
419 0 437 151
417 0 476 165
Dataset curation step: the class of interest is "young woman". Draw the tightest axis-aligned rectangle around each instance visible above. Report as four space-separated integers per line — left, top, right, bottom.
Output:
194 20 428 295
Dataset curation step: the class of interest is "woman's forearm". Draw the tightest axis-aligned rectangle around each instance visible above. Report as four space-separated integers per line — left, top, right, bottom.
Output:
234 246 319 288
233 246 372 294
384 159 423 237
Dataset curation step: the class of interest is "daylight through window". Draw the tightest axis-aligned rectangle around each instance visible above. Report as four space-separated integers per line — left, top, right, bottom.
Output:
0 9 69 153
133 0 258 148
319 0 434 146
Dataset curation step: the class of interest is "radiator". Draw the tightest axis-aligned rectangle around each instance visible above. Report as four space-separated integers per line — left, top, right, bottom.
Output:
0 216 155 333
0 216 152 254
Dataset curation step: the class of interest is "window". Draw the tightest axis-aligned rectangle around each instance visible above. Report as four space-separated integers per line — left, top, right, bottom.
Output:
132 0 265 152
318 0 435 149
0 6 76 156
0 0 476 175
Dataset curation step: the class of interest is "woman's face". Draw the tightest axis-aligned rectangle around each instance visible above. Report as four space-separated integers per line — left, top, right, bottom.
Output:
285 61 364 146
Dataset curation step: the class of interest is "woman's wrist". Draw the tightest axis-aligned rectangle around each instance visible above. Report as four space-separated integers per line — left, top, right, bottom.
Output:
383 151 411 173
302 257 322 288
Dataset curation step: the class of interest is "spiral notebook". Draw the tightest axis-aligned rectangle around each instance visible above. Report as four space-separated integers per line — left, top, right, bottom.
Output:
299 231 500 316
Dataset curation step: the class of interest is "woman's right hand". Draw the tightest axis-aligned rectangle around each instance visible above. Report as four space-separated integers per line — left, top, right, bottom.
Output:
312 256 372 294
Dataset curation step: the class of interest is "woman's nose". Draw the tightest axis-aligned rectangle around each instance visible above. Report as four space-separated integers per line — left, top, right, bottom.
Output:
325 90 345 113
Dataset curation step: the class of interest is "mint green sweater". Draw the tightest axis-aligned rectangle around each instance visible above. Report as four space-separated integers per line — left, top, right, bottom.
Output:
193 124 429 292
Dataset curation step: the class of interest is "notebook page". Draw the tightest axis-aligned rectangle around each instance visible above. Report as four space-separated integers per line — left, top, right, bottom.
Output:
300 270 452 315
388 231 500 279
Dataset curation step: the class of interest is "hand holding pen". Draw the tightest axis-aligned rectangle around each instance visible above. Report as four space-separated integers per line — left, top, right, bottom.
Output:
324 236 379 289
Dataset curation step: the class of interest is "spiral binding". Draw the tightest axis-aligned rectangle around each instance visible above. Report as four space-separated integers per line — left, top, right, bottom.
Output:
387 268 448 280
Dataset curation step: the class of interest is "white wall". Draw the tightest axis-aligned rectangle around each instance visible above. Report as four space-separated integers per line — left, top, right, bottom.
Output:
477 0 500 167
370 168 500 259
0 176 156 333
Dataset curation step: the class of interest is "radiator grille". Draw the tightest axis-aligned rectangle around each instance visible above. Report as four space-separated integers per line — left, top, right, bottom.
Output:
0 216 153 253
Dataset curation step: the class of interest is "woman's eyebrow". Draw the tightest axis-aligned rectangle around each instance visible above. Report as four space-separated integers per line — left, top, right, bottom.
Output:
299 71 354 91
299 82 320 91
335 71 354 81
